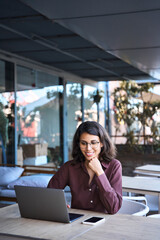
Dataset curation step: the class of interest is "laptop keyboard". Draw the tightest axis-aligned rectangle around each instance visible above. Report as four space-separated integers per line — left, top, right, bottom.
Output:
69 213 84 221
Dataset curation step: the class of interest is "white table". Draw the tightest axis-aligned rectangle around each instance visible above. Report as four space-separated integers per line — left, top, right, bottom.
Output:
134 164 160 177
122 176 160 213
0 204 160 240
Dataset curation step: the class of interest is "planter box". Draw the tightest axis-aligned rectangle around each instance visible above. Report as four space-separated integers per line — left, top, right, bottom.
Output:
22 143 48 159
116 144 160 176
23 155 47 166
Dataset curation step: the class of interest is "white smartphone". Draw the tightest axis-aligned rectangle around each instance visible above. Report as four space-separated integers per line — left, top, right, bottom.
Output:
81 216 105 225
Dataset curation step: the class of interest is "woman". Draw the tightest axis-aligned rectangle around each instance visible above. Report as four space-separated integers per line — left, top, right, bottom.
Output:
47 121 122 214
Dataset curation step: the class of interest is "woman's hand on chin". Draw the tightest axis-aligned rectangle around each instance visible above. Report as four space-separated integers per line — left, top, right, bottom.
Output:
88 157 104 176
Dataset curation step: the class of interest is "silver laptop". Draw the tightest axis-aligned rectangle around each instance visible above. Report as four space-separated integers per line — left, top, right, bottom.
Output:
15 185 84 223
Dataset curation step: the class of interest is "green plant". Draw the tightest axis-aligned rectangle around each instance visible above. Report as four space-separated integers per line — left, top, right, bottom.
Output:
112 81 160 151
90 90 104 104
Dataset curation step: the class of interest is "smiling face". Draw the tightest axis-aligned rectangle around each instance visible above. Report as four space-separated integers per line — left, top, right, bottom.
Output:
79 132 103 161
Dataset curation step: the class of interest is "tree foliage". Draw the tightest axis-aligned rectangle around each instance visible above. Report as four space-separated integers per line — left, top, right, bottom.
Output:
112 81 160 150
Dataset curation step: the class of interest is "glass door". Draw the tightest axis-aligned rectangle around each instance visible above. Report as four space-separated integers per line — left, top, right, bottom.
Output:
16 65 62 167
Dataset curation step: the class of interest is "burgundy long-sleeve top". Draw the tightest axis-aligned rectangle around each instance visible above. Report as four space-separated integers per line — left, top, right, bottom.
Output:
47 159 122 214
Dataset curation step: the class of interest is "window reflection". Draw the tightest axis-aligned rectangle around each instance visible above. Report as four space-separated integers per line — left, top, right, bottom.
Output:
98 83 106 127
16 66 62 167
0 60 102 167
84 85 97 122
0 60 15 164
67 83 81 160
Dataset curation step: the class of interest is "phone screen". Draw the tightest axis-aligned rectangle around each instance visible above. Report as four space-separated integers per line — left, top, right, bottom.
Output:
83 217 104 223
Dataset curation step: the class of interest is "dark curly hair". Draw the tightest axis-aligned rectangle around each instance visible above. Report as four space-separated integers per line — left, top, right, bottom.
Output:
72 121 116 163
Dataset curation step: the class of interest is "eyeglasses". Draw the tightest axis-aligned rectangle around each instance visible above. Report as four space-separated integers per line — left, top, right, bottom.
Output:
80 140 100 149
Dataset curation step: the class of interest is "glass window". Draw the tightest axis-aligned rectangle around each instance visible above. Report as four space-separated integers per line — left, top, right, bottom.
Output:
84 85 97 122
67 83 81 160
0 60 15 164
0 60 5 92
17 66 62 167
97 82 106 127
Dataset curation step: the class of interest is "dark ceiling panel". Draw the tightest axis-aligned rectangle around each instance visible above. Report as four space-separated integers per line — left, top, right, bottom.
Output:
0 0 37 18
52 59 127 71
71 68 115 78
47 36 94 50
0 28 22 40
18 50 75 63
66 48 113 61
20 0 160 20
0 0 157 82
1 17 72 38
51 62 94 71
0 39 46 52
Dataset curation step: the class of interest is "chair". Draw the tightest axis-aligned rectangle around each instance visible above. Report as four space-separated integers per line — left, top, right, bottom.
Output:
134 176 159 212
123 196 148 205
117 197 149 216
144 195 159 212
